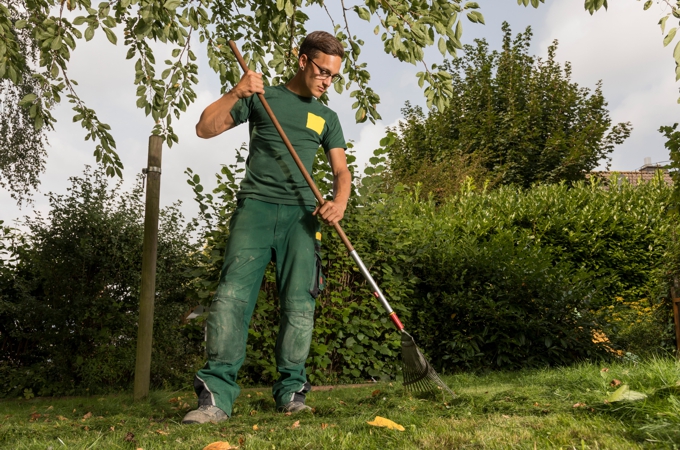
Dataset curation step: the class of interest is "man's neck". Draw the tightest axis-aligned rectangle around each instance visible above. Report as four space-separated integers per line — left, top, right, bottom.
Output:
285 72 313 98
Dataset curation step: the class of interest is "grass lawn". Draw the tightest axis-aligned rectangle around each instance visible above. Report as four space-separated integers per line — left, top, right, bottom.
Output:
1 358 678 449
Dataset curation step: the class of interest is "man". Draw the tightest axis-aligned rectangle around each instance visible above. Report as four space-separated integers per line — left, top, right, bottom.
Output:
182 31 350 424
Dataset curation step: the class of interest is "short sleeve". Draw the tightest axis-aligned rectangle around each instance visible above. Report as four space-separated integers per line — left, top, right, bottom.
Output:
230 96 254 126
321 111 346 153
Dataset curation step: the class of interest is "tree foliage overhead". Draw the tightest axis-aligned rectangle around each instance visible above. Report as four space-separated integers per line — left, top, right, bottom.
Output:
0 4 48 205
0 0 492 184
385 24 632 195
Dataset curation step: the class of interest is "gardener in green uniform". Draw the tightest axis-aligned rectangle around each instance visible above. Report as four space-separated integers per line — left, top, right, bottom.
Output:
182 31 350 424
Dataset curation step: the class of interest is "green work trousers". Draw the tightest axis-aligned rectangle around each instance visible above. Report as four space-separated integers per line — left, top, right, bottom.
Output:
194 198 323 416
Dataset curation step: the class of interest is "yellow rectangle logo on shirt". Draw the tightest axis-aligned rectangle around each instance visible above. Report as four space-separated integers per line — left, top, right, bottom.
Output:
306 113 325 135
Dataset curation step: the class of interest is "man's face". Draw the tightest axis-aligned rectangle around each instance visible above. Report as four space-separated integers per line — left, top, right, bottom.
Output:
299 52 342 97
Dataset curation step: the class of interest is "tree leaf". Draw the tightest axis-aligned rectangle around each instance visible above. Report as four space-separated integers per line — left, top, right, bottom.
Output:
164 0 181 10
103 27 117 45
85 26 95 41
367 416 405 431
605 385 648 402
355 6 371 21
663 27 677 47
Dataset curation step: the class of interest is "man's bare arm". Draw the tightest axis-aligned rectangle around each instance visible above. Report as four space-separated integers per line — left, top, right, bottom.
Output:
195 71 264 139
313 147 351 225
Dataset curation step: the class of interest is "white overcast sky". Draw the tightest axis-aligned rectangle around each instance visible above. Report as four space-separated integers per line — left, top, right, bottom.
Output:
2 0 678 225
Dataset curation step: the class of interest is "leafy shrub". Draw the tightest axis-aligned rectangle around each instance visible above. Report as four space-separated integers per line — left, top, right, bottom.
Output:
186 144 676 382
399 177 676 367
186 146 408 385
0 167 202 397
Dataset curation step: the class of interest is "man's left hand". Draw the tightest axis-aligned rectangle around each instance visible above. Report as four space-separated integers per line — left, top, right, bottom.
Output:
313 200 346 226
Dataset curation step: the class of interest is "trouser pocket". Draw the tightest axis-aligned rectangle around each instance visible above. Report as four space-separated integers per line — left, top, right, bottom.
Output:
309 235 326 298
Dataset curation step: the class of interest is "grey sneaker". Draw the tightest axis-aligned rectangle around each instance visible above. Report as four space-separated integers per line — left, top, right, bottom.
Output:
181 405 229 424
278 401 312 414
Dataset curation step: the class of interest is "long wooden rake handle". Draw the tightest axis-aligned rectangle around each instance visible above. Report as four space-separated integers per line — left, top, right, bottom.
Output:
228 40 404 332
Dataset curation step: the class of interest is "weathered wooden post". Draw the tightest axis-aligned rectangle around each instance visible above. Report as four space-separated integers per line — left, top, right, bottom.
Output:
672 278 680 360
134 135 163 401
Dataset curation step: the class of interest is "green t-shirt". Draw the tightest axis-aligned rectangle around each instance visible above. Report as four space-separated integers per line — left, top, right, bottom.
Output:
230 84 347 206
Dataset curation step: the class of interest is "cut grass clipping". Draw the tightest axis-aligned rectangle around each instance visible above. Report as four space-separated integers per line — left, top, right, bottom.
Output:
1 357 678 449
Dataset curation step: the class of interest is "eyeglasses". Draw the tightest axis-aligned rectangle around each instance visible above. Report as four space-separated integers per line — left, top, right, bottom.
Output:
307 58 343 83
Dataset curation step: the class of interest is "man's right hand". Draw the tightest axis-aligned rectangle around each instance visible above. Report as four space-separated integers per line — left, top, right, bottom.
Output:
232 71 264 99
195 71 264 139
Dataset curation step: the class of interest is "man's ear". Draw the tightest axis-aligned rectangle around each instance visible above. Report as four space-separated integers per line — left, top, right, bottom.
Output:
298 53 308 70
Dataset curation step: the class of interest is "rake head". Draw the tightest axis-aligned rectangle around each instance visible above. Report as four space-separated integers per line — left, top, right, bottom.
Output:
401 331 455 398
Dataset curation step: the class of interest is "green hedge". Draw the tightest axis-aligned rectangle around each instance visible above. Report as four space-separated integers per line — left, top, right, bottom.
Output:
397 176 676 369
0 168 203 397
188 151 676 382
1 162 675 397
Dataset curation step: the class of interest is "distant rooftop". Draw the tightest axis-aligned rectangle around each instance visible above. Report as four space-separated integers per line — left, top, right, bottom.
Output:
587 158 673 187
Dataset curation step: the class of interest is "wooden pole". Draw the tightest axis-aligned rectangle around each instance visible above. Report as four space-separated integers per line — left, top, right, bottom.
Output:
133 135 163 401
672 279 680 360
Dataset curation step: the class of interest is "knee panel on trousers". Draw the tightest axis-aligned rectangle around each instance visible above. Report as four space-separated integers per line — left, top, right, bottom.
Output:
207 296 249 364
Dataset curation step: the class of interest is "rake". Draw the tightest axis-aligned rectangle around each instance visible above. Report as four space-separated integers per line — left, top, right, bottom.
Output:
228 41 455 399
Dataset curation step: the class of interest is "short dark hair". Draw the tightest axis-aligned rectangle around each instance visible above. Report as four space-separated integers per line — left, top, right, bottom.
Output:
299 31 345 60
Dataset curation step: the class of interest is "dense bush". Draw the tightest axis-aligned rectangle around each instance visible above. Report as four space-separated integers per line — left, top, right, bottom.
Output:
186 147 676 382
186 147 409 386
1 159 673 398
396 176 676 368
0 168 202 397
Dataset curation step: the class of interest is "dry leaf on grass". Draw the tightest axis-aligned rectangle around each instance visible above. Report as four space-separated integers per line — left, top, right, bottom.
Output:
610 379 622 387
371 389 381 397
203 441 238 450
124 432 136 442
82 412 92 420
47 406 53 410
155 429 168 435
57 415 68 421
573 402 587 408
606 385 648 402
291 420 300 429
321 423 328 430
367 416 405 431
252 424 258 431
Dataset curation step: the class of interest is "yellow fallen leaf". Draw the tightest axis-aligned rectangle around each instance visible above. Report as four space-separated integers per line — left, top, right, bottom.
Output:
291 420 300 429
252 424 259 431
202 442 238 450
155 429 168 435
367 416 405 431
